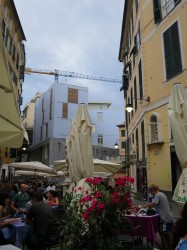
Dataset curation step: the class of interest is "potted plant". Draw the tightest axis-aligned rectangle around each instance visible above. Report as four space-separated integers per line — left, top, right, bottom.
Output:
61 176 137 250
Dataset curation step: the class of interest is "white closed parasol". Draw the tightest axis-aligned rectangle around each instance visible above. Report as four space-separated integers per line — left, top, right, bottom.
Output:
168 83 187 203
66 104 94 182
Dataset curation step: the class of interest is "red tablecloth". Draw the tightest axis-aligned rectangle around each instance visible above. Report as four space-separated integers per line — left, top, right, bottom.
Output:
125 214 160 244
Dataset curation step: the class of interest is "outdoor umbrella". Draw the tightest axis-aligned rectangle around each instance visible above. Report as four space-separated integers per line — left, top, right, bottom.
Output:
53 159 122 174
15 170 51 177
65 104 94 182
9 161 55 174
168 83 187 203
93 159 122 174
0 50 25 148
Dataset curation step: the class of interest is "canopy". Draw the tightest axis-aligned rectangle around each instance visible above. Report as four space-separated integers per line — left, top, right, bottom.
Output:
168 83 187 203
53 159 122 174
0 50 25 148
15 170 50 177
93 159 122 173
9 161 55 174
66 104 94 182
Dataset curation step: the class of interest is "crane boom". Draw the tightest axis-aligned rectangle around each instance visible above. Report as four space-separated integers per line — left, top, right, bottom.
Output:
24 68 122 84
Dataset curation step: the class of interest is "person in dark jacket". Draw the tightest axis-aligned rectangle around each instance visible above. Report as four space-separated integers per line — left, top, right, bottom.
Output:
25 192 54 250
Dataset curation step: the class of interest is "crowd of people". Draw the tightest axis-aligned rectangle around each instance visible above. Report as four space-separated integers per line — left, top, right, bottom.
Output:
0 180 187 249
0 180 61 249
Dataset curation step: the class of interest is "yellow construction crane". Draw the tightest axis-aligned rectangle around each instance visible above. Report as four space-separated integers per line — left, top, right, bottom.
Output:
24 67 122 84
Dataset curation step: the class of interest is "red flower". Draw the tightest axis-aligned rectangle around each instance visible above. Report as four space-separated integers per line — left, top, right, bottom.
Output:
78 187 82 191
82 212 90 221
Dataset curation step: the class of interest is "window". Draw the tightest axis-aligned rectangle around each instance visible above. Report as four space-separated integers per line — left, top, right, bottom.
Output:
12 45 16 61
153 0 181 24
121 130 125 137
42 99 44 125
132 133 134 144
131 88 134 117
141 120 145 158
163 21 182 79
153 0 162 23
46 123 48 138
9 35 13 54
40 126 42 140
97 135 103 146
134 77 137 110
49 89 53 120
62 103 68 118
5 28 9 48
136 128 139 160
138 60 143 99
2 19 5 39
135 0 139 14
16 54 19 69
68 88 78 103
121 141 126 149
150 115 158 143
97 112 103 122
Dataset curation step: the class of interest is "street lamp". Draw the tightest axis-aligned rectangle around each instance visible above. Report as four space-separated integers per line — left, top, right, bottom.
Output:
125 96 150 112
114 141 119 149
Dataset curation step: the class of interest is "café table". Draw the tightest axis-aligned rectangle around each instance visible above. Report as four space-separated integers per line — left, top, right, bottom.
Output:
125 213 160 246
1 219 29 248
0 244 21 250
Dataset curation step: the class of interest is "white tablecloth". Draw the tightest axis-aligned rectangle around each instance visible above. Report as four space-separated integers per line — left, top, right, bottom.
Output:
0 245 21 250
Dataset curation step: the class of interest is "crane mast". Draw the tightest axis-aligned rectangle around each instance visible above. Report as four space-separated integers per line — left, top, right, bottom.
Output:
24 68 122 84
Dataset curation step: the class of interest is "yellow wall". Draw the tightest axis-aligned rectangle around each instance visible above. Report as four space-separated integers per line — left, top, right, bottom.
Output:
119 0 187 193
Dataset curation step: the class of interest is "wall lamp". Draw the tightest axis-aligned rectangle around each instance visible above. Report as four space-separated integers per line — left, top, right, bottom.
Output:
114 140 119 149
125 96 150 113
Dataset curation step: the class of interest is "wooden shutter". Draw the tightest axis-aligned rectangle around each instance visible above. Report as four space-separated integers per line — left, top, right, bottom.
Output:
163 21 182 79
62 103 68 118
153 0 162 24
68 88 78 103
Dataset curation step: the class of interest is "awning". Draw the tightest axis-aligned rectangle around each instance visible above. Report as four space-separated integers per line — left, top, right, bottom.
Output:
0 51 24 148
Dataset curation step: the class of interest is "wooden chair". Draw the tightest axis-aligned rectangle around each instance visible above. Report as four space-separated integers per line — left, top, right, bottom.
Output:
117 217 143 249
44 220 64 250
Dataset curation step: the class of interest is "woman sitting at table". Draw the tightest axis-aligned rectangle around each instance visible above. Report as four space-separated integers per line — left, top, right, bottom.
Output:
0 191 21 245
46 190 59 206
0 192 11 219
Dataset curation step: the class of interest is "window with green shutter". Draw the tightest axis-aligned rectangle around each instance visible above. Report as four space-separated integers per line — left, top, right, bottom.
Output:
121 141 126 149
163 21 182 79
121 130 125 137
153 0 162 24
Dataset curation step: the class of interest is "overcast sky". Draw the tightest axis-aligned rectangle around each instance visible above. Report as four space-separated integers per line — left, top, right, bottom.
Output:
14 0 125 122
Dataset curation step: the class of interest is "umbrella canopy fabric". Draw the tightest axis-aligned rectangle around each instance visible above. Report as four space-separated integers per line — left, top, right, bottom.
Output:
0 52 25 148
93 159 122 174
9 161 55 174
15 170 50 177
66 104 94 182
168 83 187 203
53 159 122 174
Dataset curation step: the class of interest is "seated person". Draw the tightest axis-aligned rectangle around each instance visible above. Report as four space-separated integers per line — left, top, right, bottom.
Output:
10 183 30 212
25 192 54 250
0 191 22 245
0 192 11 219
46 190 59 206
